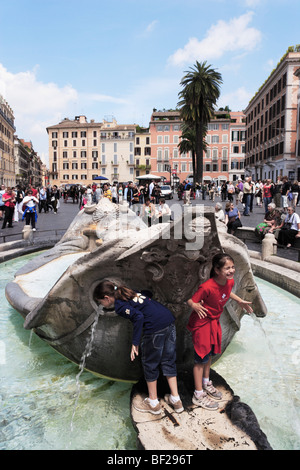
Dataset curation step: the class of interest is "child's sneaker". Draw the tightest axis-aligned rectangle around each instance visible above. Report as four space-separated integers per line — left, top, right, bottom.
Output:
203 380 222 400
192 391 219 410
164 394 184 413
134 397 162 415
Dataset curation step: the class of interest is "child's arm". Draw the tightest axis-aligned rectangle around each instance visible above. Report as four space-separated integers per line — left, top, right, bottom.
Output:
187 298 208 319
229 292 253 314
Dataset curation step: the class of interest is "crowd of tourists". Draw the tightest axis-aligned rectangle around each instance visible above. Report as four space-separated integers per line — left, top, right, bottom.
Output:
0 183 62 230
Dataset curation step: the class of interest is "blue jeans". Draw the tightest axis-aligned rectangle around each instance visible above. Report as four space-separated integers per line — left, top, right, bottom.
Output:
141 323 177 382
243 194 251 215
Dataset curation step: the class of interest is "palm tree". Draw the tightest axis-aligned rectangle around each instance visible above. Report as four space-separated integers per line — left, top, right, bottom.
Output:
178 61 222 183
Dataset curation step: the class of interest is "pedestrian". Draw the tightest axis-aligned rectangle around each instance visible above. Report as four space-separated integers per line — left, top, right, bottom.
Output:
1 187 16 229
22 189 39 231
93 280 184 415
0 184 6 220
39 186 48 213
141 197 155 226
262 179 274 215
186 253 253 410
242 177 252 216
281 176 291 213
14 185 24 222
50 185 60 214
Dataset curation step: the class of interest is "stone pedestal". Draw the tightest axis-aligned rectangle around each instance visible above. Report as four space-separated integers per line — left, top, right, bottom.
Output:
22 225 33 243
262 233 277 260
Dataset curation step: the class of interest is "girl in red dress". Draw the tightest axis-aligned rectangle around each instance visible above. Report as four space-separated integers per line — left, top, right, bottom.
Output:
187 253 253 410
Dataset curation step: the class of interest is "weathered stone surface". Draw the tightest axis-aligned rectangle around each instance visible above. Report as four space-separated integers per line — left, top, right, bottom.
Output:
130 368 272 451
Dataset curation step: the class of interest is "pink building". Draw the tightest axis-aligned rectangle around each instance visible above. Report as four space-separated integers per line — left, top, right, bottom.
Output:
149 109 246 185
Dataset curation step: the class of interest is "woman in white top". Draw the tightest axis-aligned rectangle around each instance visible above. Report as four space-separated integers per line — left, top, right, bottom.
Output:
22 189 39 231
214 202 225 223
277 206 300 247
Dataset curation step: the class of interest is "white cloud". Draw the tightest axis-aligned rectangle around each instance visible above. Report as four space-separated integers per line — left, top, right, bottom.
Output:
218 86 253 111
168 11 262 67
82 92 130 105
145 20 158 34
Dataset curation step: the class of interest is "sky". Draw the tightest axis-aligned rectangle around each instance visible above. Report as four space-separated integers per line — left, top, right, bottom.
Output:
0 0 299 165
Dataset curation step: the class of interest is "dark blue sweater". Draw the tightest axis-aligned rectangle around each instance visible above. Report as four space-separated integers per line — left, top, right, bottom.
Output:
114 295 175 346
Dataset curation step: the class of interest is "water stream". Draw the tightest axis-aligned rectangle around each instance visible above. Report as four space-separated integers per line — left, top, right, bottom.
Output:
1 253 299 450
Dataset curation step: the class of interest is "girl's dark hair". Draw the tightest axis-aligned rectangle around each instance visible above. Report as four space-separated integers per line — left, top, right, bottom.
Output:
93 280 136 303
210 253 234 278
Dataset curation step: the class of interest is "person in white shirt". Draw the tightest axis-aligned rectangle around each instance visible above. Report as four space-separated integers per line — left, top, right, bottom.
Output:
277 206 300 247
157 198 171 223
22 189 39 231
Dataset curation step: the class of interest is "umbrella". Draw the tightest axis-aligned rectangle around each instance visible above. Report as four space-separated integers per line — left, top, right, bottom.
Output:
136 174 161 180
93 176 108 180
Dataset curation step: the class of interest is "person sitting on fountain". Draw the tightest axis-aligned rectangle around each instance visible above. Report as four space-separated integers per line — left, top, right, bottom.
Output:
93 280 184 415
186 253 253 411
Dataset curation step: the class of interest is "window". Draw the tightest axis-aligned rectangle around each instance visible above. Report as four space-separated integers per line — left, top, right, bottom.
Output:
81 131 86 137
72 132 77 138
72 163 78 169
73 151 77 158
212 135 219 143
164 136 169 144
52 132 58 138
63 132 69 138
81 174 87 180
81 151 86 158
72 174 78 180
63 174 69 180
82 140 86 146
81 162 87 169
157 136 163 144
173 135 179 144
63 163 69 169
222 134 228 143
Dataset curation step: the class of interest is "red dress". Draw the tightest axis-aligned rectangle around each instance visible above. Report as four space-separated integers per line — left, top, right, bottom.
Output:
187 278 234 358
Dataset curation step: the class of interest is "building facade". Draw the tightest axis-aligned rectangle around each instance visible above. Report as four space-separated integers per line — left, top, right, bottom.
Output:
47 115 137 185
0 94 16 187
134 129 151 178
149 109 245 185
149 110 190 184
244 49 300 182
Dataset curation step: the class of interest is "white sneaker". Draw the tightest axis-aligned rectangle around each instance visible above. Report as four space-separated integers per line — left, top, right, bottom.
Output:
32 228 36 231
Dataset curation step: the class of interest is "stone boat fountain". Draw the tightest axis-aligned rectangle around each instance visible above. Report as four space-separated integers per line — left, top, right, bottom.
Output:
5 198 267 383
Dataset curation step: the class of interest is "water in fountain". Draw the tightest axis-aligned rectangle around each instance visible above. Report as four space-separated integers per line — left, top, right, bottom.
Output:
1 254 299 449
69 306 102 435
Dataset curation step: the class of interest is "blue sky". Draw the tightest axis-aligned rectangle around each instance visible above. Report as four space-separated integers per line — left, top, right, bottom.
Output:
0 0 299 165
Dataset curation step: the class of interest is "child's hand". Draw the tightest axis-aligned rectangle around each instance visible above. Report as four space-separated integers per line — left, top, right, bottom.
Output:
194 300 208 319
239 300 253 314
130 345 139 361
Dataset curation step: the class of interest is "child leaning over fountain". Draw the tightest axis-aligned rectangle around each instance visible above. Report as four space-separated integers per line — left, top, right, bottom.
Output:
93 280 184 415
186 253 253 411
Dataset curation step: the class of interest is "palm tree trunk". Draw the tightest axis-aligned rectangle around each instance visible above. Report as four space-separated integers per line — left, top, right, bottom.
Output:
195 120 204 183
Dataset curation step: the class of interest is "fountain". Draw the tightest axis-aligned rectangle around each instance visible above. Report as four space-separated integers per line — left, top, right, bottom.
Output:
4 199 273 449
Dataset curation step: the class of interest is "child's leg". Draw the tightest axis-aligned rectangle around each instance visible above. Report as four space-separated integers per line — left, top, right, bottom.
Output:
147 380 157 400
166 376 179 397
